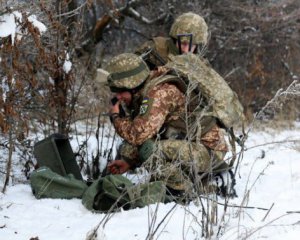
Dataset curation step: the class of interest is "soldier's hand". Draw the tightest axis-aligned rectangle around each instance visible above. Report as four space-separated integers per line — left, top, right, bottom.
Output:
149 66 170 79
157 66 169 74
110 100 120 115
107 160 130 174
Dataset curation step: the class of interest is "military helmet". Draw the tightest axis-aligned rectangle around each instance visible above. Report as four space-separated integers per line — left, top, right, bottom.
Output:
106 53 150 92
169 12 208 45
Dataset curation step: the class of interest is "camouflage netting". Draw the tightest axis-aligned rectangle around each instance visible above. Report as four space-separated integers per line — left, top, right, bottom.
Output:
166 54 244 129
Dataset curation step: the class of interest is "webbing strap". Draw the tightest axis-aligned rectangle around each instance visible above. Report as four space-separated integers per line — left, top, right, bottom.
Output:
168 39 179 55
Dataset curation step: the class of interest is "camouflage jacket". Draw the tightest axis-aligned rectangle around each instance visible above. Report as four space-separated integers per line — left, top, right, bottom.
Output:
113 80 185 146
112 74 228 168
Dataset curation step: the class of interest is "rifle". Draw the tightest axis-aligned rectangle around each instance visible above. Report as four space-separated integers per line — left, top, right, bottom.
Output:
140 47 167 68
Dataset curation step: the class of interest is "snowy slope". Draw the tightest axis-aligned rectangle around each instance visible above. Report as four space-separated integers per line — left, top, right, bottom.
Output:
1 125 300 240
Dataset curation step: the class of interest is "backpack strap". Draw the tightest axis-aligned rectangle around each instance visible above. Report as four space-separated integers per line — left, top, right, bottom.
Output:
142 74 187 97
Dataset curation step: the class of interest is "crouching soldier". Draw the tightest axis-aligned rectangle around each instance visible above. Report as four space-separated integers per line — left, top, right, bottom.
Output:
106 53 236 200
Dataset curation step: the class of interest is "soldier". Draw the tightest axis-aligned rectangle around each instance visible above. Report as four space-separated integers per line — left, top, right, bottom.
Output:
106 53 234 198
135 12 209 69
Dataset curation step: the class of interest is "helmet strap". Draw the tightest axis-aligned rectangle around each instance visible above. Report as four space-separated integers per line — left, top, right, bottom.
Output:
177 33 193 54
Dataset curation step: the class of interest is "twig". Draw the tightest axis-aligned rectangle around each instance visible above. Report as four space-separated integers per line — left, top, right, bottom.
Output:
200 195 269 211
225 138 300 163
2 126 14 193
286 211 300 214
55 2 87 17
261 203 274 222
93 0 169 44
125 7 167 25
242 213 291 239
146 200 160 239
246 80 300 135
149 203 177 239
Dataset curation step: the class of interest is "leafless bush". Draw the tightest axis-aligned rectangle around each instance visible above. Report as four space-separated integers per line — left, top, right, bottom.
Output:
204 0 300 119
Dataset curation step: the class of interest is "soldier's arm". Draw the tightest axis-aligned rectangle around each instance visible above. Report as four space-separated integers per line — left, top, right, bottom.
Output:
112 83 185 146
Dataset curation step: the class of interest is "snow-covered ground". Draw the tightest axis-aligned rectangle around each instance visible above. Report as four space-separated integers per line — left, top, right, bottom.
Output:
1 123 300 240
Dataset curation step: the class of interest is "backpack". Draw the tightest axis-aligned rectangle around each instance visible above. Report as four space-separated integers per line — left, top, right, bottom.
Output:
30 167 88 199
165 53 244 130
30 167 171 212
82 175 171 212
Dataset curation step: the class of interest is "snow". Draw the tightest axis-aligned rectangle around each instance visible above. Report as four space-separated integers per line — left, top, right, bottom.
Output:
63 53 72 74
0 11 46 45
0 12 17 44
1 126 300 240
28 15 47 33
0 10 74 75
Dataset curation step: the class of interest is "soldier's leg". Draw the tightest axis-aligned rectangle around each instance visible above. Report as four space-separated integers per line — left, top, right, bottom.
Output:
140 139 232 195
139 139 194 193
158 140 214 194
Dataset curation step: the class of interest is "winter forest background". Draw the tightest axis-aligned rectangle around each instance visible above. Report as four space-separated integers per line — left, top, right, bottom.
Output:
1 1 300 239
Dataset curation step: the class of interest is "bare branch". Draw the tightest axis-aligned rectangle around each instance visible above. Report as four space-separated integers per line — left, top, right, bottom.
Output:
92 0 168 44
125 7 167 25
55 2 87 18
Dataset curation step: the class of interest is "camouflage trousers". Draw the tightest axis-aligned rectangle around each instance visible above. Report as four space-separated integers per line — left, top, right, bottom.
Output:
118 139 228 192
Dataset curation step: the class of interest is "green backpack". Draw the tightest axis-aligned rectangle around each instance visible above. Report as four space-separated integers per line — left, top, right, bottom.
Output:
30 167 88 199
82 175 171 212
30 167 170 212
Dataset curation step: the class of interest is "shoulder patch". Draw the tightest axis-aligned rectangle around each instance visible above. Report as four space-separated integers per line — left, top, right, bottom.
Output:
139 98 150 115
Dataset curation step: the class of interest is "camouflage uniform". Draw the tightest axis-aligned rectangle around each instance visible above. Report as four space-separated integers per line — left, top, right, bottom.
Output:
106 14 244 197
113 82 185 146
107 54 228 191
133 13 243 190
